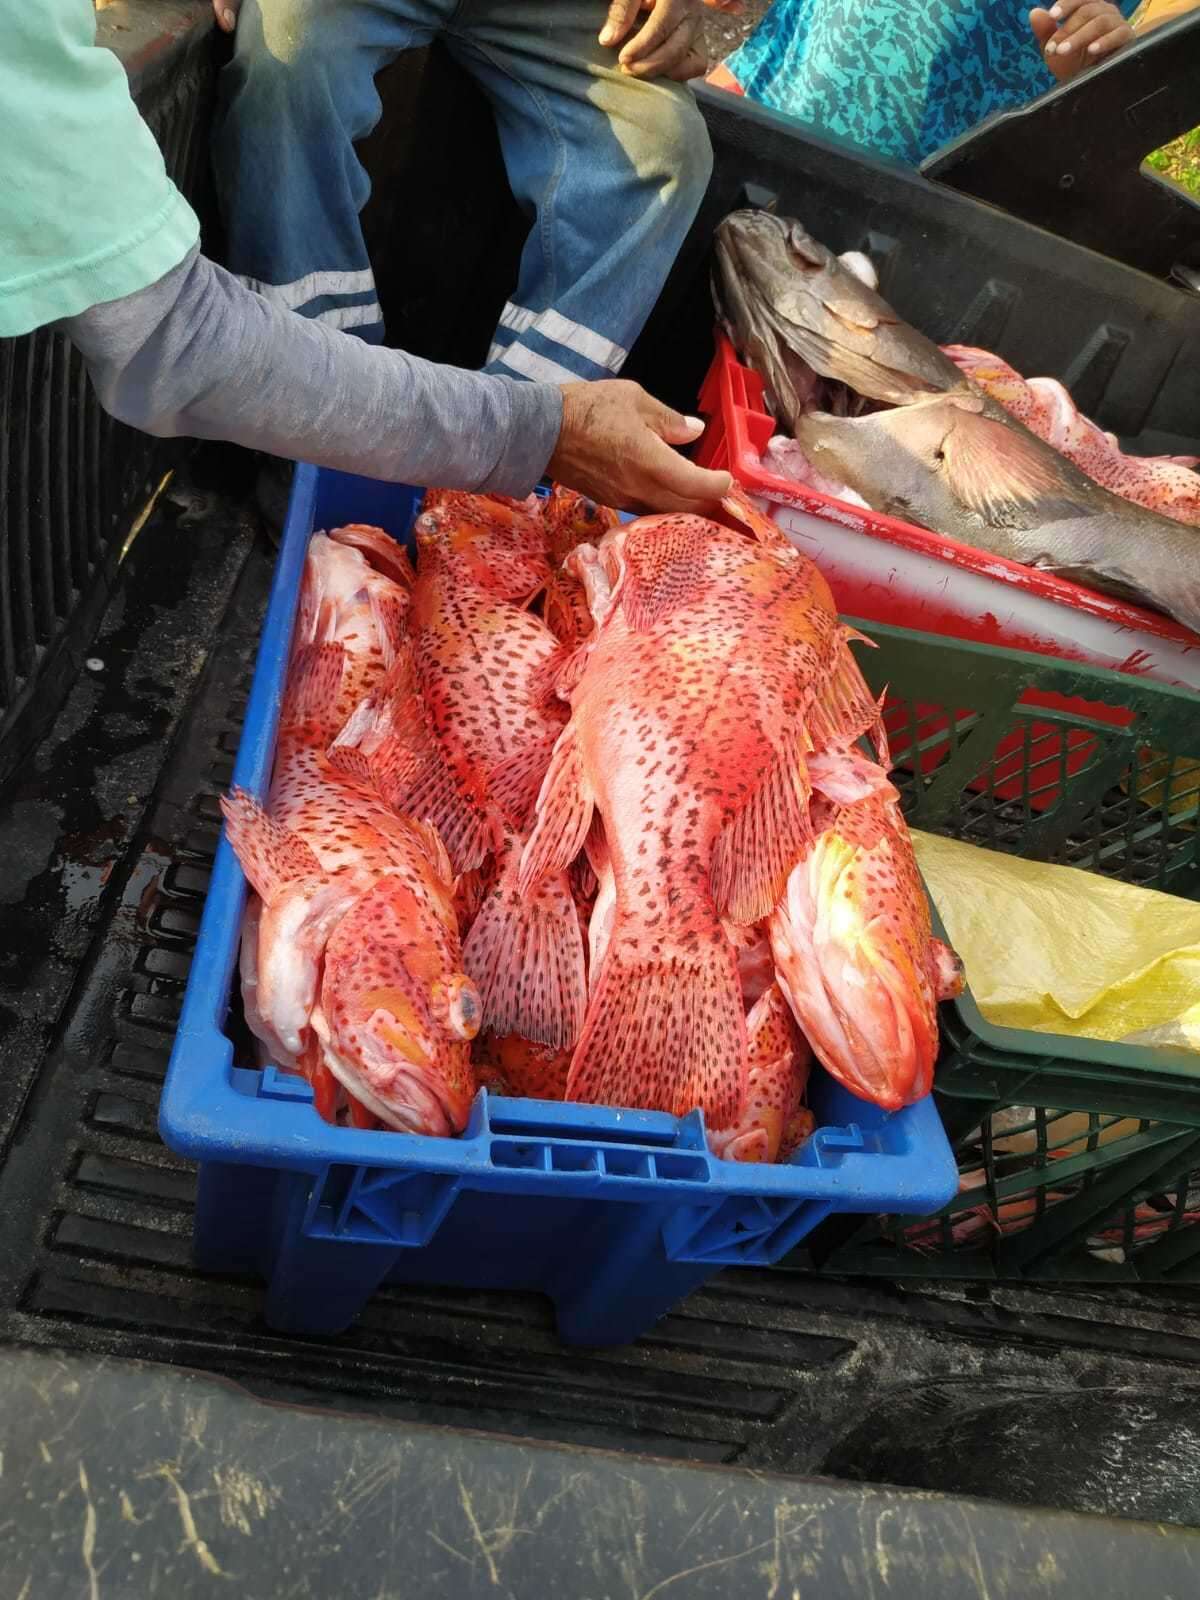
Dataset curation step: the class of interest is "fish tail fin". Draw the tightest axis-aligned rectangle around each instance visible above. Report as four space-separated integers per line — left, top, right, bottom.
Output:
281 641 346 739
567 917 747 1129
711 730 813 925
518 724 594 894
931 938 965 1000
329 524 416 590
220 789 323 901
722 1128 771 1164
463 838 587 1048
807 746 895 805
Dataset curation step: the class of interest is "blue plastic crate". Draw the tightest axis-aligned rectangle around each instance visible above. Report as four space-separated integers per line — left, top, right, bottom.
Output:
160 463 957 1345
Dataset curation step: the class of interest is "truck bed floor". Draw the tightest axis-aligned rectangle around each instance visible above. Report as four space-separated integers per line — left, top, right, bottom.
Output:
3 463 1200 1526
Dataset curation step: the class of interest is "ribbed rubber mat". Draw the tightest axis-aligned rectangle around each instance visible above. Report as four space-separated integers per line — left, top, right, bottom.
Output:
5 515 1200 1486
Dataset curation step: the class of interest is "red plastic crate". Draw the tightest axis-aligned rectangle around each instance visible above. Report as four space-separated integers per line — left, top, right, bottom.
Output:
697 335 1200 691
697 335 1200 807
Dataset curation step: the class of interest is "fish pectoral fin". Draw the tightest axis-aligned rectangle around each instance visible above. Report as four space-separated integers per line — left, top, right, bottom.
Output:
939 406 1071 519
220 788 324 901
518 724 594 894
281 642 346 738
406 816 455 885
620 519 712 631
711 729 814 925
368 589 408 671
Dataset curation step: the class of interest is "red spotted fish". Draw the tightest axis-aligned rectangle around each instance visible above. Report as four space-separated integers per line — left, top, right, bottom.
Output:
224 530 479 1132
361 491 587 1050
768 753 963 1109
222 646 480 1130
519 501 881 1128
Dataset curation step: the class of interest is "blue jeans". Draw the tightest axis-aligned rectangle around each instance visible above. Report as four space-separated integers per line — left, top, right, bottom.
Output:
213 0 713 381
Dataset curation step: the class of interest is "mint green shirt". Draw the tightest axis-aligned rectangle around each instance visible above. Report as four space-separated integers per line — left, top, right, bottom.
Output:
0 0 200 337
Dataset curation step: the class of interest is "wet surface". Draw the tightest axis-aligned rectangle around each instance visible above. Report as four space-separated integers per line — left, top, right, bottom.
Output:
0 454 256 1157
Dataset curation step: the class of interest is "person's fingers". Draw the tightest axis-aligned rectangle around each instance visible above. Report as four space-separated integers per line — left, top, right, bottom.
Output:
600 0 646 49
1050 12 1130 53
1086 21 1133 53
1029 8 1058 48
212 0 240 31
619 0 686 64
1045 0 1096 18
623 18 700 76
638 397 706 446
635 432 733 503
1046 0 1124 44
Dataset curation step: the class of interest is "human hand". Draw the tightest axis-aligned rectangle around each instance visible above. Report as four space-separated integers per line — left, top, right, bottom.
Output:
599 0 707 81
1030 3 1135 82
548 381 732 513
212 0 241 33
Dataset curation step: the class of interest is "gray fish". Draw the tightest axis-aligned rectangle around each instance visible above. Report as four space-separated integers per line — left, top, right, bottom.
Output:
713 209 1200 635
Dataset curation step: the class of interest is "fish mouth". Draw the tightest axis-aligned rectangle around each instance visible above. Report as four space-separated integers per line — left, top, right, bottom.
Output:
320 1043 457 1137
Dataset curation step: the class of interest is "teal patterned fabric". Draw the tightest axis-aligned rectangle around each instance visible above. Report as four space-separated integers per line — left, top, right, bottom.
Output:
726 0 1137 165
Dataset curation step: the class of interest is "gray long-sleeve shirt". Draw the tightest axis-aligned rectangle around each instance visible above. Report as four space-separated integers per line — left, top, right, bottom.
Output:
60 246 564 497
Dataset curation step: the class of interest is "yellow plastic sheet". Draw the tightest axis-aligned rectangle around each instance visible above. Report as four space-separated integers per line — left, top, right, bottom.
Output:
912 831 1200 1050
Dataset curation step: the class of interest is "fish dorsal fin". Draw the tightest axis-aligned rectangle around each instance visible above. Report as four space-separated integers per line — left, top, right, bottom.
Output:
938 399 1080 521
620 516 713 631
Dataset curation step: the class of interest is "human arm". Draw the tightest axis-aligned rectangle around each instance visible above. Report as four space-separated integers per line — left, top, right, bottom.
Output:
61 247 731 509
1029 2 1135 82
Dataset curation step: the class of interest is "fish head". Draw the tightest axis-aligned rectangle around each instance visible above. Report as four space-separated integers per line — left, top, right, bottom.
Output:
543 484 619 566
328 524 416 590
318 877 480 1135
714 210 965 425
769 793 944 1109
416 494 549 600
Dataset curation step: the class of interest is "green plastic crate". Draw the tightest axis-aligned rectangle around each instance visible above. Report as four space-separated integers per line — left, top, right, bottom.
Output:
803 621 1200 1282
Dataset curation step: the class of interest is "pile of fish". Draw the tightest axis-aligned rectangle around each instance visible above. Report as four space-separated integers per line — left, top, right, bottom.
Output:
714 209 1200 636
222 485 963 1157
